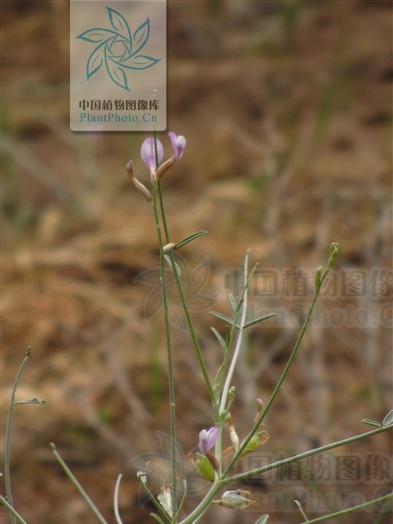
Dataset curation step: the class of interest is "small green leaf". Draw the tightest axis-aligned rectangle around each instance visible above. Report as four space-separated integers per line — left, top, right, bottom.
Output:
14 398 46 405
174 230 208 251
361 419 381 428
382 410 393 427
254 515 269 524
243 313 277 329
229 293 237 311
210 311 237 327
164 255 181 276
211 327 226 348
150 514 166 524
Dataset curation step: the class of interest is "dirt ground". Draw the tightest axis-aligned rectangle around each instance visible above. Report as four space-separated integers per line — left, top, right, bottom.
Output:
1 1 392 524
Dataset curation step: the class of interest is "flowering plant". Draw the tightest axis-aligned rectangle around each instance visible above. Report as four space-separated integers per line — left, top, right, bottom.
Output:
2 132 393 524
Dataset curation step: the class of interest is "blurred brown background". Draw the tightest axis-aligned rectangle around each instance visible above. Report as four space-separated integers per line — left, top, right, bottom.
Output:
1 1 392 523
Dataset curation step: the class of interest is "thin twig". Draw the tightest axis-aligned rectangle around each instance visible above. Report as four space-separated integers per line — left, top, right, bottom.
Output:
5 347 31 524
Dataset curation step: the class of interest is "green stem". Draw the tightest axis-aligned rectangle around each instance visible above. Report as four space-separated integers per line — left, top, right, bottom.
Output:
301 492 393 524
223 425 392 483
223 269 329 478
373 492 393 524
168 248 217 416
5 348 31 524
50 443 109 524
178 480 224 524
0 496 29 524
156 180 216 415
152 180 177 519
157 181 170 244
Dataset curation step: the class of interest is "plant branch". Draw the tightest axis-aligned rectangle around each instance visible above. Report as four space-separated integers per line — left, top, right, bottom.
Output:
224 425 393 483
4 347 31 524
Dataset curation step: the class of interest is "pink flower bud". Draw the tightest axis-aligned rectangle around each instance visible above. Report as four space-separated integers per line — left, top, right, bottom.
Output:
199 427 218 455
141 137 164 180
168 132 186 161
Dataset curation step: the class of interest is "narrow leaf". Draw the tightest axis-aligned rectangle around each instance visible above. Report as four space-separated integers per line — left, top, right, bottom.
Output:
228 293 237 311
174 231 208 251
361 419 381 428
243 313 277 329
254 515 269 524
210 327 226 348
14 398 46 405
209 311 236 327
150 515 166 524
382 410 393 427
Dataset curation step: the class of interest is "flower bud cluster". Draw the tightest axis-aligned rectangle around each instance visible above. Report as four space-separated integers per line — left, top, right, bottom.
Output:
127 132 186 202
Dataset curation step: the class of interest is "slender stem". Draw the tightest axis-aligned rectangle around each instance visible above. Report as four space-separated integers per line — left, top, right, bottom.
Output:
157 182 170 244
223 425 393 483
168 249 217 414
300 492 393 524
223 271 328 478
152 180 177 519
178 480 224 524
373 493 393 524
171 481 188 523
114 475 124 524
5 348 31 524
0 496 29 524
50 443 109 524
219 251 250 413
137 473 172 524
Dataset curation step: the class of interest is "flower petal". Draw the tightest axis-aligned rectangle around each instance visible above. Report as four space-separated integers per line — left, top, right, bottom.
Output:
168 131 186 161
141 137 164 169
198 426 218 454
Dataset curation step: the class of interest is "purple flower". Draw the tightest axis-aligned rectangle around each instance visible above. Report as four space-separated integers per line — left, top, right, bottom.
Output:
168 132 186 161
199 427 218 455
141 138 164 180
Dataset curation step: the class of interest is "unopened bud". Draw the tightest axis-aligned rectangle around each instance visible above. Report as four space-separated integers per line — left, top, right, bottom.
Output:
314 266 323 288
156 157 175 179
206 450 219 472
228 416 240 452
213 490 255 510
126 161 152 203
327 242 339 270
254 399 264 424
